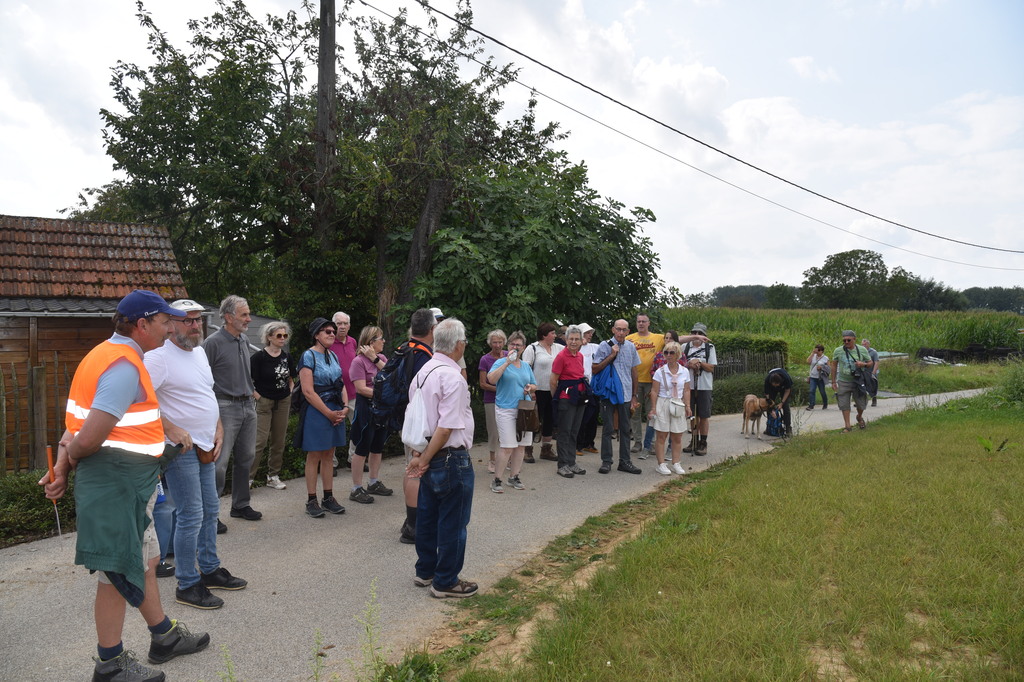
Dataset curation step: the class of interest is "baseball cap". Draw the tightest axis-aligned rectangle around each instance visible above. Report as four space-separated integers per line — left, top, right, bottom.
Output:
170 299 205 313
116 290 185 321
429 307 445 321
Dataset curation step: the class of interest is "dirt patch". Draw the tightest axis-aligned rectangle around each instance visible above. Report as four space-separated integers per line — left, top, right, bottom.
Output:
420 478 697 671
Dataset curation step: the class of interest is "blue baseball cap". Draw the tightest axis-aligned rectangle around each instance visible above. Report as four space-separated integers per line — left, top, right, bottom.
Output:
116 290 186 321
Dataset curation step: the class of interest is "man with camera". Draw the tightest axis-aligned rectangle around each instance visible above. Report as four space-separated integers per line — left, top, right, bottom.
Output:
830 330 874 432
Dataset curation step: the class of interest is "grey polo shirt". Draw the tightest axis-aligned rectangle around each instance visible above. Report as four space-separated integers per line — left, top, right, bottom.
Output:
201 327 254 399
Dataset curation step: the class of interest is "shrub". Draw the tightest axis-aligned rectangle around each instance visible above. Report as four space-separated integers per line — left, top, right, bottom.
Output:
0 469 76 547
999 358 1024 403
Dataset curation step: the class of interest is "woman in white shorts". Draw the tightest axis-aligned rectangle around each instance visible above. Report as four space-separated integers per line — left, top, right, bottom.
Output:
486 331 537 493
648 341 692 475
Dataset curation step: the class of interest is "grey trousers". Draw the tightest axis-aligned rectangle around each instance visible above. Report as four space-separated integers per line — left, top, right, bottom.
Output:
215 398 257 511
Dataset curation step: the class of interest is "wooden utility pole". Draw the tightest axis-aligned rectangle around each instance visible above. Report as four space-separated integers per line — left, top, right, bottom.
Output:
313 0 337 250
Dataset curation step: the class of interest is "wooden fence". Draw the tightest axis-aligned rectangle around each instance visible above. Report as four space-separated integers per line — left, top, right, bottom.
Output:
0 355 71 474
714 349 788 379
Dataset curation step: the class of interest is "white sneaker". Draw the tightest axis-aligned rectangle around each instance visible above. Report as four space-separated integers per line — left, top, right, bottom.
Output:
671 462 686 475
267 476 287 490
655 462 671 475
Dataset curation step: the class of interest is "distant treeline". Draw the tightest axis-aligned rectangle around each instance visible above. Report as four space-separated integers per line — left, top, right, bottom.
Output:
673 250 1024 314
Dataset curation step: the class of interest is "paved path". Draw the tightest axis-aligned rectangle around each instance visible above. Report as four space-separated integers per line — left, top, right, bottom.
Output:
0 390 983 681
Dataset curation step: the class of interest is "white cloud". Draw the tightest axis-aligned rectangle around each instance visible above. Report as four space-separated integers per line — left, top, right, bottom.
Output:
787 56 840 83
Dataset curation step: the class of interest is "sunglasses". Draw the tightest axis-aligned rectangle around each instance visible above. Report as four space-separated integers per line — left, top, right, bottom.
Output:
321 329 337 336
274 333 289 339
664 350 678 355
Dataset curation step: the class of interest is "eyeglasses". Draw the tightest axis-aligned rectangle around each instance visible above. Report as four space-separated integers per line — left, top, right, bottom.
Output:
179 317 202 326
373 337 384 343
274 333 289 339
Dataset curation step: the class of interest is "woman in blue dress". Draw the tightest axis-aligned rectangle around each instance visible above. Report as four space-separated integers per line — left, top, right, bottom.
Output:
298 317 349 518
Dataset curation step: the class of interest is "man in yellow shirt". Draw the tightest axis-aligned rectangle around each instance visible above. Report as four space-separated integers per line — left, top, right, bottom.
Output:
626 313 664 457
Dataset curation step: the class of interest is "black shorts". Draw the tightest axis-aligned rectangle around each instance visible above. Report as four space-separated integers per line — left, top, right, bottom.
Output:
351 397 388 455
690 390 712 419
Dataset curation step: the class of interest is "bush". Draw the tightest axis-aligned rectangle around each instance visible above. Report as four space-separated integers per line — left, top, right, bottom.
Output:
0 469 75 547
999 358 1024 403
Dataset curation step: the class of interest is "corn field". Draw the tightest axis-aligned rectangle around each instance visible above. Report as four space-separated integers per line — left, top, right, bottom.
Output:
664 308 1024 363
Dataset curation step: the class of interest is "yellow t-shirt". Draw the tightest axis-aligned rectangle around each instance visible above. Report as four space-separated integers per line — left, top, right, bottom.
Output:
626 332 665 384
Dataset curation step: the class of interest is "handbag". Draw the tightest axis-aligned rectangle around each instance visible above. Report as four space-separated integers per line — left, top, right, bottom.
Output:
195 445 215 465
516 399 540 434
669 398 686 418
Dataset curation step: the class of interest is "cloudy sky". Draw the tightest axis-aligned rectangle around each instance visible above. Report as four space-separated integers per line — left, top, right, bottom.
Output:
2 0 1022 297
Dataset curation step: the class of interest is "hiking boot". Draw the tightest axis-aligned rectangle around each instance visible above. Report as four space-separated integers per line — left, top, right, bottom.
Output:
399 521 416 544
430 579 479 599
655 462 671 475
539 443 557 461
569 464 586 476
682 442 695 453
349 487 374 504
229 505 262 521
175 582 224 610
507 475 525 490
155 560 175 579
366 481 393 496
266 475 287 490
306 499 326 518
871 397 877 407
490 478 504 493
598 462 612 474
321 496 346 514
695 439 708 456
200 567 247 591
93 649 165 682
147 619 210 664
617 461 641 474
413 575 433 587
556 465 575 478
523 445 535 463
216 520 227 534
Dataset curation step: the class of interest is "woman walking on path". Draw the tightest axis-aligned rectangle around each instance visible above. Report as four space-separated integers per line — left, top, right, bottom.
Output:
806 344 829 411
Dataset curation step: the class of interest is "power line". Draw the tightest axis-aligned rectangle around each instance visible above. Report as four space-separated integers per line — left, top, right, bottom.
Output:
354 0 1024 272
408 0 1024 256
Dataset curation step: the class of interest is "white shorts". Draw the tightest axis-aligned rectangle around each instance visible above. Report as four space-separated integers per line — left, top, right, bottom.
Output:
653 398 689 434
496 406 532 449
97 488 159 584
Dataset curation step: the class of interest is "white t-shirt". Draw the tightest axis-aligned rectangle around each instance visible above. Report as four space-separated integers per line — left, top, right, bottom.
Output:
683 341 717 391
523 341 563 388
580 342 599 379
652 364 691 399
144 340 220 450
809 354 830 379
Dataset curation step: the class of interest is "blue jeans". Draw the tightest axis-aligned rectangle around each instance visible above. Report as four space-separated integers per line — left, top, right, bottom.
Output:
808 377 828 408
600 400 633 465
163 449 220 589
153 481 176 560
415 449 474 590
216 398 257 510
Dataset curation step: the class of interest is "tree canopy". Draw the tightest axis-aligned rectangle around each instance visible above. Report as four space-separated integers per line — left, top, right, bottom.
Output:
72 0 664 345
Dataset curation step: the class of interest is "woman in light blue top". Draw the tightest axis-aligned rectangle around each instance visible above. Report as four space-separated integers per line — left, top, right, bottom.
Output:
486 331 537 493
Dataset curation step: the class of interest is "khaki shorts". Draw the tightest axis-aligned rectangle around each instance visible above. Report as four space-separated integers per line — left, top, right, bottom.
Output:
97 488 159 584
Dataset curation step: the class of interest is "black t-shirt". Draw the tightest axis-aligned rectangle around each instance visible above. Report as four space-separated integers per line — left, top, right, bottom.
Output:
764 368 793 398
250 349 297 400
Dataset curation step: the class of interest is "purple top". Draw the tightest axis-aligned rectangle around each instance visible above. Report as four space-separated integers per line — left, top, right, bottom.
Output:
477 351 507 404
329 335 357 402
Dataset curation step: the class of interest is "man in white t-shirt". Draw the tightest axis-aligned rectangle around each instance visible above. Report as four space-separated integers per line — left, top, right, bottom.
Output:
145 299 248 611
575 323 600 452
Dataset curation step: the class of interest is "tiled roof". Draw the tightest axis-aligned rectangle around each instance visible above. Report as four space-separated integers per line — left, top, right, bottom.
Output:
0 297 120 315
0 215 188 301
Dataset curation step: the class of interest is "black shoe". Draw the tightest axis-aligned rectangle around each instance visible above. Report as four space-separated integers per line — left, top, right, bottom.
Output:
175 582 224 610
217 520 227 534
147 619 210 664
155 560 175 579
93 649 165 682
200 566 247 591
306 499 325 518
400 521 416 544
366 481 393 496
229 505 262 521
598 462 612 474
349 487 374 504
322 496 346 514
617 461 641 474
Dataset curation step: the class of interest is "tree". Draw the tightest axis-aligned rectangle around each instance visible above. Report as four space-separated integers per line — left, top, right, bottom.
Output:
712 285 766 308
801 250 890 308
764 282 800 309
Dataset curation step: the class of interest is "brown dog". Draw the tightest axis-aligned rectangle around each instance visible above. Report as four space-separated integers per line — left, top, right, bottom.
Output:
741 395 774 439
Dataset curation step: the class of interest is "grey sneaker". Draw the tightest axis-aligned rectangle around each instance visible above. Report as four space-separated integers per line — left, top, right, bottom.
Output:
490 478 504 493
569 464 587 476
349 487 374 504
93 649 164 682
556 466 575 478
147 619 210 664
507 475 525 490
636 449 651 460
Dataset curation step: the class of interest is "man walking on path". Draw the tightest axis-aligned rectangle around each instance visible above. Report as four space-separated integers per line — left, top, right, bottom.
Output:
593 319 642 474
203 295 262 526
145 299 248 611
832 330 874 432
40 289 209 681
626 313 664 457
406 318 478 599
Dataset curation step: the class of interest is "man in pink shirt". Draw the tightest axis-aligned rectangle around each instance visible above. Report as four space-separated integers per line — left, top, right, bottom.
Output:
406 318 478 599
330 311 358 464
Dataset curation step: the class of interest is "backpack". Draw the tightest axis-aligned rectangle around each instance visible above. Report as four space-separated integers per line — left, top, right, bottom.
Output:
370 341 433 434
765 409 784 437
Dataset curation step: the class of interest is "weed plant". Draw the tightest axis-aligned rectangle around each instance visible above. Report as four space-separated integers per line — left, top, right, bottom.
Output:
477 400 1024 680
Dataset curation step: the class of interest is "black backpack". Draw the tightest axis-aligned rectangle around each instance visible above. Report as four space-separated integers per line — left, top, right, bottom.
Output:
370 341 432 433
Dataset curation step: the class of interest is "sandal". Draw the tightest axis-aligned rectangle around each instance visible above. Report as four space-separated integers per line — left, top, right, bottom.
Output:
857 417 866 430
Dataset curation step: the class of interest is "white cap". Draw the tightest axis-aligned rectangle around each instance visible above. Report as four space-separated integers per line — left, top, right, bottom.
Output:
170 299 206 312
577 322 594 334
429 307 445 320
